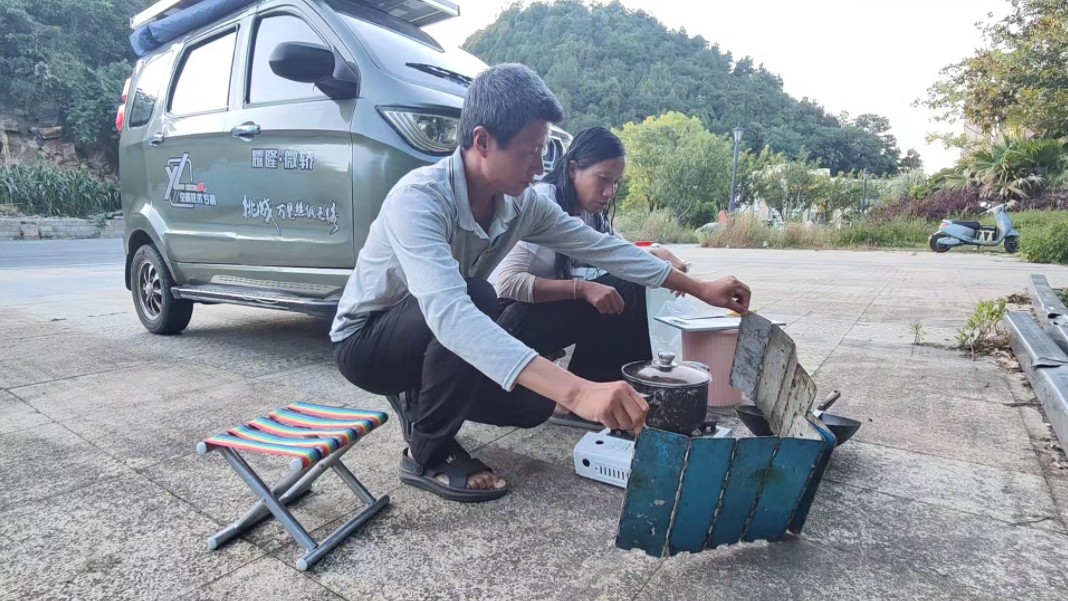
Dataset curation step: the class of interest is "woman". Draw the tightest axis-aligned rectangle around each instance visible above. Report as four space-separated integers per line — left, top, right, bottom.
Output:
494 127 689 429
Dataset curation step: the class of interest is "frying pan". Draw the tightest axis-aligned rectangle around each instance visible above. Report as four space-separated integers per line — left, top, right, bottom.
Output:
734 391 861 446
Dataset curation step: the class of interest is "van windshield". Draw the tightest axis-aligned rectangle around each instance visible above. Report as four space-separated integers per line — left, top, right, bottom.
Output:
330 1 486 89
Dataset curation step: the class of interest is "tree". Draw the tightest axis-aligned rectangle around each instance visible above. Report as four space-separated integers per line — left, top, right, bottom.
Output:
751 151 826 222
945 132 1068 201
921 0 1068 140
900 149 924 172
813 172 867 221
0 0 144 163
615 112 735 226
465 0 903 175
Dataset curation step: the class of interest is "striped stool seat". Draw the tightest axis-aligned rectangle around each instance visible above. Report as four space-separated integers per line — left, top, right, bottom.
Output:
197 402 390 571
201 402 387 470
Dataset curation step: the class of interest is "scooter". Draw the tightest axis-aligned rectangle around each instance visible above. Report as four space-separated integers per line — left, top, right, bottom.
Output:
929 200 1020 254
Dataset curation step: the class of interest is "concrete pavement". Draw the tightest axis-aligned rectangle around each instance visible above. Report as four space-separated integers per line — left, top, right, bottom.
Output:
2 243 1068 600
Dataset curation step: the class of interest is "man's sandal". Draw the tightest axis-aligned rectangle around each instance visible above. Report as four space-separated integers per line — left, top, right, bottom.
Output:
399 442 508 503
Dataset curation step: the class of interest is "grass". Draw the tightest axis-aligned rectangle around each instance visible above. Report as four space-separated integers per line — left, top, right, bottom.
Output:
615 209 699 244
697 210 1068 261
698 216 930 250
0 162 120 218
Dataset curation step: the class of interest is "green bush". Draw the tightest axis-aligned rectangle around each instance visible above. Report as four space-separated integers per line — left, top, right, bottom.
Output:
996 209 1068 230
700 216 931 249
1022 221 1068 264
615 209 698 244
956 298 1008 357
0 163 120 217
833 218 930 248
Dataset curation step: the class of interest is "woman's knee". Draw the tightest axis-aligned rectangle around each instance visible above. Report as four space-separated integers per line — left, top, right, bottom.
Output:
606 279 645 313
465 278 499 318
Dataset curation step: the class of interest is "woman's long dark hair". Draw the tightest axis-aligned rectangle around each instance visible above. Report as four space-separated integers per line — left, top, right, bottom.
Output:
544 127 626 280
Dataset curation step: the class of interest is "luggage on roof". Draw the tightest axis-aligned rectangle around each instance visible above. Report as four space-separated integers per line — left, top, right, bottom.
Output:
130 0 459 30
129 0 460 57
130 0 253 57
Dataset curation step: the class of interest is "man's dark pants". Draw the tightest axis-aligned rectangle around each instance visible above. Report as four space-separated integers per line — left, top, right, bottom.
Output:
334 279 555 467
497 274 652 383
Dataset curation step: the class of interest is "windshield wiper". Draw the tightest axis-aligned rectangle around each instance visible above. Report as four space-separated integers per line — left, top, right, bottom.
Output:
405 62 472 87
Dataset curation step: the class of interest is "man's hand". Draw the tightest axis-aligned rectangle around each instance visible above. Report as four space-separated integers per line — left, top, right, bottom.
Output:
693 276 751 315
578 280 625 314
569 380 648 431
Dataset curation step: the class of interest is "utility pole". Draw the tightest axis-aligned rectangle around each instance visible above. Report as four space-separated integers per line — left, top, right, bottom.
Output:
730 126 744 213
862 170 869 214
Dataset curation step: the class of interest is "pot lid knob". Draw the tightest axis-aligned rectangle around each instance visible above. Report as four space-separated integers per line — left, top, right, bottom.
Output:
656 351 677 370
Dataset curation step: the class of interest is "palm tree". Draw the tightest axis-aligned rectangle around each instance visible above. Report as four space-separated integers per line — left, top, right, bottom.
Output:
945 132 1068 201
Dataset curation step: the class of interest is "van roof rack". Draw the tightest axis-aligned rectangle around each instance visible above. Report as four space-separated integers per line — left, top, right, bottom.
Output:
130 0 459 30
130 0 201 29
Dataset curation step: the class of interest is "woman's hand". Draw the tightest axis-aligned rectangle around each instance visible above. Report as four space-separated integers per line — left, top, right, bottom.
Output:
578 280 625 314
649 247 689 273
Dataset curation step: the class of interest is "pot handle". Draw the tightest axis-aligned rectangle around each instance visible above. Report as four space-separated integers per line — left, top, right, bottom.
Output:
682 360 711 374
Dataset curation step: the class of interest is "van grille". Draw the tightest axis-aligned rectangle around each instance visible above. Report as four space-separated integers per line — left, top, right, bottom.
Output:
543 136 565 173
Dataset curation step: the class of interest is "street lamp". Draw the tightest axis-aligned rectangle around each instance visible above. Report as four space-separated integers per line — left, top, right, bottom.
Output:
729 126 744 213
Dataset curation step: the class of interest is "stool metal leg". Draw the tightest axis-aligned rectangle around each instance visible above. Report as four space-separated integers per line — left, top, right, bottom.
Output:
218 448 317 551
208 441 363 550
278 440 357 503
208 440 390 571
208 464 310 550
296 494 390 571
331 462 377 505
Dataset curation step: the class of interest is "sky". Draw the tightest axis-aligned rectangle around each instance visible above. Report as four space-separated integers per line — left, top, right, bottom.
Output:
425 0 1008 173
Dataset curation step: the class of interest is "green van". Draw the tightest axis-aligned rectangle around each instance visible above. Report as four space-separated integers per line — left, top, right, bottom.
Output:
118 0 571 333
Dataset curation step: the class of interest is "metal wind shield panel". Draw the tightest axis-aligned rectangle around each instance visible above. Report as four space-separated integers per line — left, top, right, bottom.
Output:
616 314 836 557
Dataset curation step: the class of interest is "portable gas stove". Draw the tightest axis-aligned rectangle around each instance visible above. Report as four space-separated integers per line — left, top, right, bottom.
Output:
573 424 731 488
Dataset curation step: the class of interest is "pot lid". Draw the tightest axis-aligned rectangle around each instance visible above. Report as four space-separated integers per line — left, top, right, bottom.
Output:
622 351 711 387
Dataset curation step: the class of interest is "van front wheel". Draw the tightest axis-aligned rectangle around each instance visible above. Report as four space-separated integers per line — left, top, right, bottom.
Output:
130 244 193 335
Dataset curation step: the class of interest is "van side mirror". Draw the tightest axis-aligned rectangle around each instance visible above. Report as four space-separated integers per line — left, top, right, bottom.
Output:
269 42 358 100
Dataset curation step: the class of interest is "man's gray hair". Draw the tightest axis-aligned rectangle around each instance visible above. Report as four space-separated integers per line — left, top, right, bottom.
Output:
460 63 565 150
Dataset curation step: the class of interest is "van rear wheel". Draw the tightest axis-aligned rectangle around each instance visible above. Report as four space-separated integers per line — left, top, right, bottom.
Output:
130 244 193 335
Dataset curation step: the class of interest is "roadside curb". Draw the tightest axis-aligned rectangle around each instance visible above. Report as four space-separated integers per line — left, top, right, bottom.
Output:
0 216 123 241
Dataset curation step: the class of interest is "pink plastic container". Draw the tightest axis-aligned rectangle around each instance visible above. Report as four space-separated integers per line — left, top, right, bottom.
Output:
681 329 743 408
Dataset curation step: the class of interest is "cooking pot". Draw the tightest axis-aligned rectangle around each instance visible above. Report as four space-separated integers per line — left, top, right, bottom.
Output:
622 351 710 435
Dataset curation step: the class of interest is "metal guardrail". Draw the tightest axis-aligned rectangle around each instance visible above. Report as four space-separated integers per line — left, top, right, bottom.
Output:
1029 274 1068 355
1006 311 1068 369
1005 310 1068 450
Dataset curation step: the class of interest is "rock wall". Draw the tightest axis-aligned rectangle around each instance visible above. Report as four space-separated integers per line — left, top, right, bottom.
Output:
0 216 124 240
0 112 113 175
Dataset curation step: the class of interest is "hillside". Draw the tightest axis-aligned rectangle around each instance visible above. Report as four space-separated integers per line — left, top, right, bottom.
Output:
464 0 908 176
0 0 146 173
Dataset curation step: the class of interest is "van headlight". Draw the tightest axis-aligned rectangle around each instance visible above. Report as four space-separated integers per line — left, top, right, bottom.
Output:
379 109 459 155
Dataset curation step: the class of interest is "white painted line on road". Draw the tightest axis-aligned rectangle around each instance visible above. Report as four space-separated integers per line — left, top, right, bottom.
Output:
0 262 122 270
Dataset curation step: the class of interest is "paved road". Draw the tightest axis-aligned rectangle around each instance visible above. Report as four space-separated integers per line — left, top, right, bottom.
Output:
3 246 1068 600
0 239 123 270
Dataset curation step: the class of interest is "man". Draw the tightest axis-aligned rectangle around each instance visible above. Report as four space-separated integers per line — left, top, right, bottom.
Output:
332 64 750 503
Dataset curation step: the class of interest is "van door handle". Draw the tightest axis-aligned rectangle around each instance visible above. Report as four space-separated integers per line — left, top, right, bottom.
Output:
148 132 165 146
231 123 261 140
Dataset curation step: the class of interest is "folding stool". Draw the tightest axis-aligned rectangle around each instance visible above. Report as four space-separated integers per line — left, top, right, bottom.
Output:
197 402 390 570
